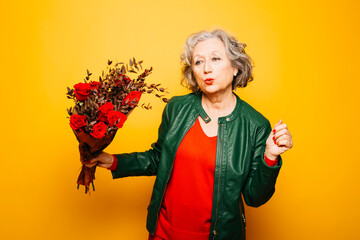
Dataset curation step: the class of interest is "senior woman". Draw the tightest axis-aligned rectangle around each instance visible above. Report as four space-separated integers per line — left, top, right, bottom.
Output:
86 29 293 240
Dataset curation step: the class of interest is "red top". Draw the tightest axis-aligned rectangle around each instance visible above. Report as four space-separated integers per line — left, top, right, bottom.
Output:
152 118 217 240
109 119 278 240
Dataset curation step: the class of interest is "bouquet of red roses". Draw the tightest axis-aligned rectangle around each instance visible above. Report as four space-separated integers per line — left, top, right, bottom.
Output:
66 59 168 193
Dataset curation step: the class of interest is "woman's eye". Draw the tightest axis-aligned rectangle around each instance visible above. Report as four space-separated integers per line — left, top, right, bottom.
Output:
212 57 221 61
195 60 202 65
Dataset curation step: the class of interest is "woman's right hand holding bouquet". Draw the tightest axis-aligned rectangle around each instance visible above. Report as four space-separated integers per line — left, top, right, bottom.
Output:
85 152 114 169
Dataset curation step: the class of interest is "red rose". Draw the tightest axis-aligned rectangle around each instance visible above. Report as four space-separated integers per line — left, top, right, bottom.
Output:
74 83 92 101
107 110 127 128
90 122 107 138
122 91 142 107
90 81 101 90
97 102 114 122
70 114 87 130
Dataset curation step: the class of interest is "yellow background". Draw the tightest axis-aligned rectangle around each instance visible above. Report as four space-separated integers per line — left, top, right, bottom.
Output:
1 0 359 239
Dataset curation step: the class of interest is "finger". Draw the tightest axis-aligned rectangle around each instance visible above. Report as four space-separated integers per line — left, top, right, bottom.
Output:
85 162 97 168
276 138 292 148
98 163 110 169
274 123 288 133
92 157 101 163
274 134 289 145
273 119 282 129
272 120 282 133
83 159 97 165
274 129 289 140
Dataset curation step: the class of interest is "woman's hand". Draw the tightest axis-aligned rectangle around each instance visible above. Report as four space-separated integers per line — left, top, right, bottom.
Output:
265 120 293 160
84 152 114 169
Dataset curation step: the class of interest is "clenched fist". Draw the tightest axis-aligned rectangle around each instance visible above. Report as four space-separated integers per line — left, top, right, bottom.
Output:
265 120 293 160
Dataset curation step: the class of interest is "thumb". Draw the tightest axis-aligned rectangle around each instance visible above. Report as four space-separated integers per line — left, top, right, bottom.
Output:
274 119 282 128
84 158 98 165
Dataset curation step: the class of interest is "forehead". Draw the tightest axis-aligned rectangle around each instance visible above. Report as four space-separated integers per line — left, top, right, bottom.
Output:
193 38 227 57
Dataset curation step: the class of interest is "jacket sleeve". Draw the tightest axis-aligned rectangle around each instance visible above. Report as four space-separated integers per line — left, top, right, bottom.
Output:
111 102 170 179
242 120 282 207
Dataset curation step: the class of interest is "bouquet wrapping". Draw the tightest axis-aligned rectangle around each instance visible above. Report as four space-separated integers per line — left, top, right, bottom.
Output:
66 59 168 193
74 129 117 188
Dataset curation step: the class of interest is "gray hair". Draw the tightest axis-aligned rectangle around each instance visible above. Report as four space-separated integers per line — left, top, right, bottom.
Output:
180 29 253 93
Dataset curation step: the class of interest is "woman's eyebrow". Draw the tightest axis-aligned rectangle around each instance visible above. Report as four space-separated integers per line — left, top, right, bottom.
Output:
193 54 203 58
193 51 222 58
210 50 223 56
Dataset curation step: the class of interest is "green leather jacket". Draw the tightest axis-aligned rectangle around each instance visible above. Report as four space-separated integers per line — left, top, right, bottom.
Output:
112 93 282 240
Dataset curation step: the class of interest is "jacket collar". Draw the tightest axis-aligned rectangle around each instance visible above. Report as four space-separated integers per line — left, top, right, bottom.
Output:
194 92 242 124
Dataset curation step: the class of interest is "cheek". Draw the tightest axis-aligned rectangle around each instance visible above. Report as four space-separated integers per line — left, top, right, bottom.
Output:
192 67 202 82
220 64 235 81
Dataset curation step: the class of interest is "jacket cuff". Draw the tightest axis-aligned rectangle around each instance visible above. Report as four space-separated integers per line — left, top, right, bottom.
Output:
264 154 278 167
261 153 282 170
107 154 118 171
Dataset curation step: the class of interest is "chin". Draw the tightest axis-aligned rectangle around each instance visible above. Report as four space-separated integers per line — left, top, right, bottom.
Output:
201 87 220 95
201 85 233 96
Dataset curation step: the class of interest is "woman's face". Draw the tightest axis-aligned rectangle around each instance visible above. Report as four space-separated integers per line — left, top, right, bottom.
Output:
192 38 238 96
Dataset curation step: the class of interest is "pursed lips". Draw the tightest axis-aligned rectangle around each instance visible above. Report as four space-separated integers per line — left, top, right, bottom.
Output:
204 78 214 85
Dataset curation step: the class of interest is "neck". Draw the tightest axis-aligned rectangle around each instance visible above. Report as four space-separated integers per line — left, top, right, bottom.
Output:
201 90 237 118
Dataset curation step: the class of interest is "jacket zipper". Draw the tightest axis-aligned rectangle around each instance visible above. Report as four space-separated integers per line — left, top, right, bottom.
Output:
212 123 224 239
154 119 196 232
242 213 246 230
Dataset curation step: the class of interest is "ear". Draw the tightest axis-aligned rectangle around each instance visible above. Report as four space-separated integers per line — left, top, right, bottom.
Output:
233 68 238 76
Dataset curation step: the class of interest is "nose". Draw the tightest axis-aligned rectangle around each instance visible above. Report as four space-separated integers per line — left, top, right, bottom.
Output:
204 60 212 74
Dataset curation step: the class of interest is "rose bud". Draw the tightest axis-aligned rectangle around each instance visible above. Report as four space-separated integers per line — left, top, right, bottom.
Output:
90 122 108 138
97 102 114 122
74 83 91 101
70 114 87 130
122 91 142 107
107 110 127 128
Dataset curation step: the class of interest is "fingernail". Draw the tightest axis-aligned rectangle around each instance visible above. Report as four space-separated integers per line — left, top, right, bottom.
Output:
272 136 275 140
273 129 276 133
